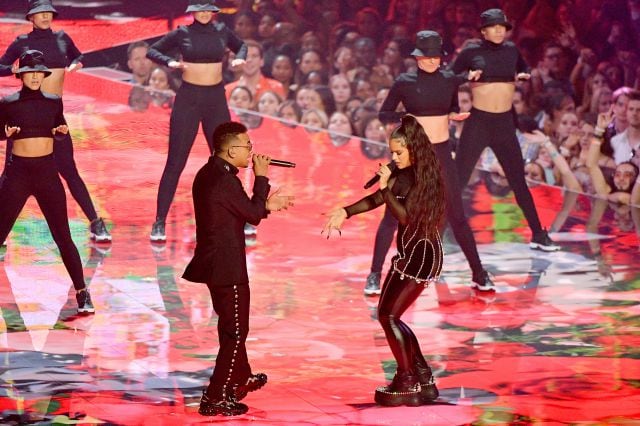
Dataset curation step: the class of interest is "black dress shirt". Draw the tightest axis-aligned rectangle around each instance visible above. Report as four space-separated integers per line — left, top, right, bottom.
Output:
182 156 270 286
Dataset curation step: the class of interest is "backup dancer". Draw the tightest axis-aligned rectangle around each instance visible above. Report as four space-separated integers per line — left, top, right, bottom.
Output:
0 50 94 314
376 30 495 292
0 0 111 242
449 9 559 251
146 0 248 241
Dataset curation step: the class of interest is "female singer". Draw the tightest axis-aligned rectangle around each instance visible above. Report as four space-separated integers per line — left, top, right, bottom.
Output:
323 115 444 406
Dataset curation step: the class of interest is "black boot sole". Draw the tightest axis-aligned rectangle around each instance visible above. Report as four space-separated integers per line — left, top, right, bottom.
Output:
374 387 422 407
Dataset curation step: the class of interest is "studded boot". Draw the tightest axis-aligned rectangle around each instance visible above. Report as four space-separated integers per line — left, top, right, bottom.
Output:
415 359 439 403
374 371 422 407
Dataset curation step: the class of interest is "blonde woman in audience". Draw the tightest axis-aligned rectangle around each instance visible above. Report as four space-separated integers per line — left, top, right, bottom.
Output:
301 108 328 132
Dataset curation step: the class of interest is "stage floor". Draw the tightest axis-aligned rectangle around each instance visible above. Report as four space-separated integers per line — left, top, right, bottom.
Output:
1 38 640 426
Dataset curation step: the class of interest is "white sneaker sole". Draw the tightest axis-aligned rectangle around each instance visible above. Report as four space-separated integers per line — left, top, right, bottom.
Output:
529 242 560 252
91 234 112 243
472 283 495 291
364 289 381 296
150 235 167 242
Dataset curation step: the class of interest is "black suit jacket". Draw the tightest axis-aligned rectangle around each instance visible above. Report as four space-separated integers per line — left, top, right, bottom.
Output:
182 156 270 286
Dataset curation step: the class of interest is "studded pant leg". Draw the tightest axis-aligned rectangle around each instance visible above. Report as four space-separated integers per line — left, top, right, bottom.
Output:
206 283 252 400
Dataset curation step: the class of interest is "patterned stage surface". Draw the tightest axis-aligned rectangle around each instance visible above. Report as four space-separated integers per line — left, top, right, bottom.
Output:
0 20 639 426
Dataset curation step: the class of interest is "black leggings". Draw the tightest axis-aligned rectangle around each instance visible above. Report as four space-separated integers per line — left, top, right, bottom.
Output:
371 141 485 282
155 81 231 221
0 154 86 291
456 108 542 235
4 133 98 222
377 270 434 375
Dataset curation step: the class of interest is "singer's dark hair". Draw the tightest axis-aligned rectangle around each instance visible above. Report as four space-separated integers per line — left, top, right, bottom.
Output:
390 115 444 236
213 121 248 153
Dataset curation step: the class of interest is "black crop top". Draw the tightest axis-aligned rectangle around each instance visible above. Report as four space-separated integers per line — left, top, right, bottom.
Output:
378 69 467 124
449 40 529 83
0 28 82 77
0 87 66 140
147 21 248 66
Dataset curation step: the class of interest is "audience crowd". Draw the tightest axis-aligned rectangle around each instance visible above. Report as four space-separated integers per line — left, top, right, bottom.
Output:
125 0 640 206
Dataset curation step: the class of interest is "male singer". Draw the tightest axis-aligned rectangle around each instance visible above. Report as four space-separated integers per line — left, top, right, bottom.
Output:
182 121 294 416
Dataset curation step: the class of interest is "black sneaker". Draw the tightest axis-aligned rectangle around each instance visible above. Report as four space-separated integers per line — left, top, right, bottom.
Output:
76 289 95 314
364 272 381 296
530 229 560 252
234 373 267 401
90 218 112 243
198 392 248 416
472 271 495 291
150 220 166 242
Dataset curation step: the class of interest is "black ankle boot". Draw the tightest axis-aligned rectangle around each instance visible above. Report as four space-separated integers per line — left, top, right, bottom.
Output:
374 371 422 407
415 364 439 403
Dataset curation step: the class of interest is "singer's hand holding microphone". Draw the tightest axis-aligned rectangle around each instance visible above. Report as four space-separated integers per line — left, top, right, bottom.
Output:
251 153 296 212
364 161 396 189
252 154 296 176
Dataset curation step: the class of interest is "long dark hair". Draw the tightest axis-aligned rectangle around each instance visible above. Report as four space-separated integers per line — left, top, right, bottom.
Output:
390 115 444 236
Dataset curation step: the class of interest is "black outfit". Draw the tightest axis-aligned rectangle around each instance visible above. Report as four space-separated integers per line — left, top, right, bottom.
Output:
0 87 86 291
147 21 248 222
379 68 486 283
449 40 543 235
182 156 269 402
345 167 442 400
0 27 98 222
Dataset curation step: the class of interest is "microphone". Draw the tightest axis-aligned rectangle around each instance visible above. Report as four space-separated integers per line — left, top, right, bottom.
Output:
269 159 296 168
364 161 396 189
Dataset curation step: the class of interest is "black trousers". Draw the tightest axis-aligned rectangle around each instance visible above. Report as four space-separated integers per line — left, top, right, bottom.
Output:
206 283 252 401
155 82 231 221
378 268 438 375
4 133 98 222
0 154 86 291
456 108 542 235
371 141 485 282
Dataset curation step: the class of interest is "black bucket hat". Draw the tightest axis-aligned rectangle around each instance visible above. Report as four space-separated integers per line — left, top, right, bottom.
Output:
411 30 445 57
15 49 52 78
479 8 513 30
25 0 58 20
185 0 220 13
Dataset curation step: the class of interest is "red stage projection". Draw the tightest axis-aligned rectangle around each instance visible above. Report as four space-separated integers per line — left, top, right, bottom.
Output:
0 30 639 426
